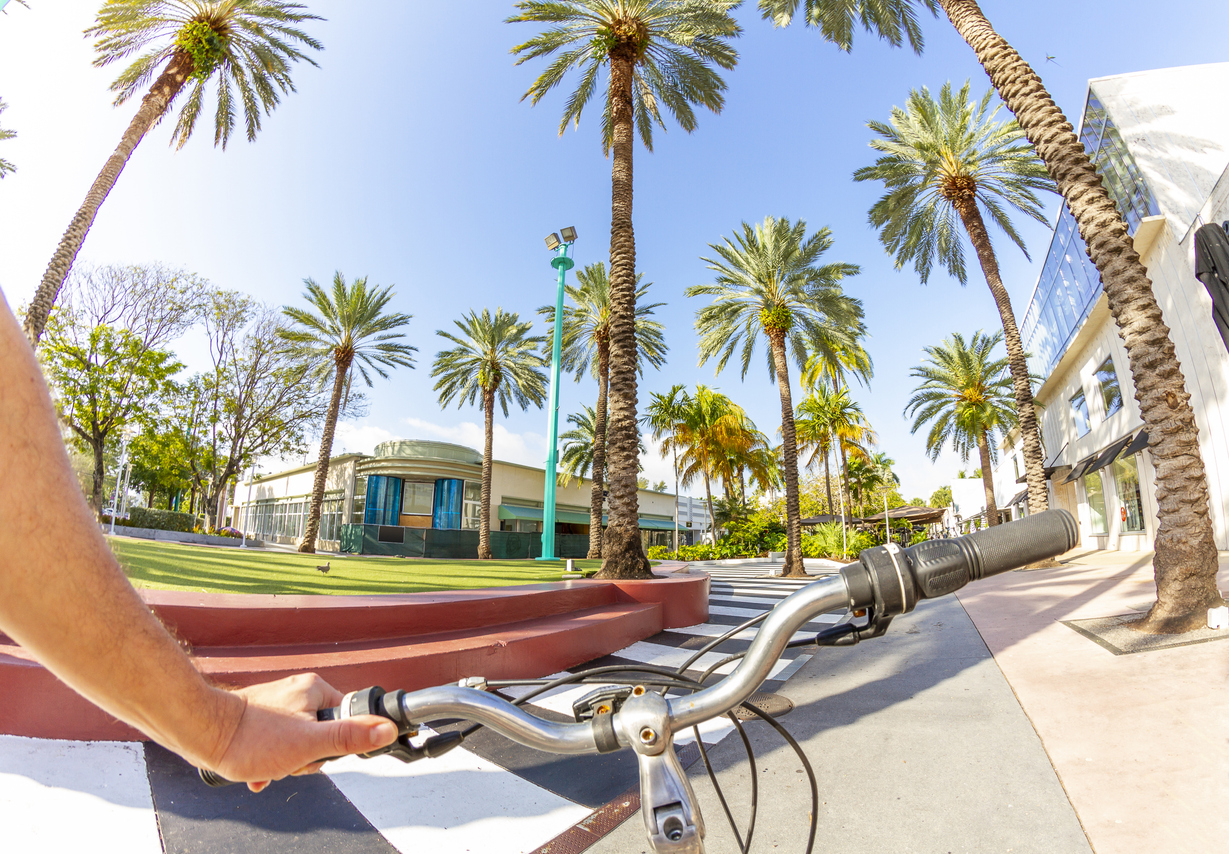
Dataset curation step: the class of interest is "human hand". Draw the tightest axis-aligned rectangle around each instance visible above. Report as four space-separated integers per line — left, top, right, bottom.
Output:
204 673 400 792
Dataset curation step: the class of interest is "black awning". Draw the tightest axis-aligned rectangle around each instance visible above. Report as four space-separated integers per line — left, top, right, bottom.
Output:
1060 456 1095 484
1117 430 1149 460
1007 489 1028 507
1084 434 1134 476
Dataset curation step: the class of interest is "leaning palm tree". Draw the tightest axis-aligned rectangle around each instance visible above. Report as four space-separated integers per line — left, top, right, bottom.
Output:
538 262 666 558
853 80 1054 519
432 309 548 560
0 97 16 178
643 384 689 551
279 273 416 554
510 1 740 579
906 330 1015 528
688 216 863 577
23 1 323 346
795 384 872 515
673 385 754 541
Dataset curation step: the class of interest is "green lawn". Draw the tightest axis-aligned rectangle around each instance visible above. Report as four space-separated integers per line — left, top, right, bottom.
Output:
108 537 604 596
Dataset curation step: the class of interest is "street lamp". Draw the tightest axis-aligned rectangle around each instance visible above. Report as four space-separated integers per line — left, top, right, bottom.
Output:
538 226 576 561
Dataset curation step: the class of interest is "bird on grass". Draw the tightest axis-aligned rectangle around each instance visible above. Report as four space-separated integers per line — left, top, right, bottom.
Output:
316 561 330 574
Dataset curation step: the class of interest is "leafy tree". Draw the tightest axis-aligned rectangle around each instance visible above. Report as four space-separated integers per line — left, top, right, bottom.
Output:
0 96 16 178
24 0 323 346
689 217 863 577
673 385 754 539
280 273 416 554
930 485 953 507
510 0 740 579
38 265 202 511
854 80 1053 517
127 420 194 510
432 309 547 559
644 383 690 551
538 262 665 558
906 330 1015 527
652 479 667 492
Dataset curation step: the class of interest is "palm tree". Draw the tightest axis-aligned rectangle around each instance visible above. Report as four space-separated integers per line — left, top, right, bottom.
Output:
0 97 16 178
688 216 863 577
643 383 690 552
538 262 666 558
509 1 740 579
279 273 416 554
794 384 873 515
559 404 646 486
22 1 322 347
673 385 755 541
432 309 548 560
853 81 1053 519
905 330 1015 527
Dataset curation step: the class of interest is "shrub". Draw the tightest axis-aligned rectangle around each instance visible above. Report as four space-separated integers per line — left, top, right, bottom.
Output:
801 522 875 560
126 507 197 533
647 545 672 560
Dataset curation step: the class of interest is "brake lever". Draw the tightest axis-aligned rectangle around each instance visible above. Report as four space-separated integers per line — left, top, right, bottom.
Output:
618 687 706 854
813 605 894 647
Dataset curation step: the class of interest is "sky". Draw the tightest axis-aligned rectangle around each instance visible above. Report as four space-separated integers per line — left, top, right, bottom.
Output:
2 1 1227 500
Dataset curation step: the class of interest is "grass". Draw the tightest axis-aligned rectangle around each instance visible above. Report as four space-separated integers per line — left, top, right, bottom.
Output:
108 537 605 596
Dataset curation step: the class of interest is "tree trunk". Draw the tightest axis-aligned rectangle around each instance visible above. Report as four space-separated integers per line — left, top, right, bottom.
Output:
703 470 714 543
953 197 1048 516
823 446 834 515
91 435 106 514
940 0 1223 630
768 331 806 577
595 49 650 579
587 345 609 558
299 357 350 554
672 439 680 552
479 386 494 560
24 51 194 347
976 428 1000 527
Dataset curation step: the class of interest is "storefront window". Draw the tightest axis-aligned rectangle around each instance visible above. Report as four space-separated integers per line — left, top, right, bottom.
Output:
463 481 481 529
1084 471 1108 535
402 481 435 515
1111 454 1145 533
351 475 367 525
1094 357 1122 417
1070 390 1091 436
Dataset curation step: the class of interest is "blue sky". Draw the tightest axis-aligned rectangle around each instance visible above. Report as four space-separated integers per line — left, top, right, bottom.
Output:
2 1 1226 499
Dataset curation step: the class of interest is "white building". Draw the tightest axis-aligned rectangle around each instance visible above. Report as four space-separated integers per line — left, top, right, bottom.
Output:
996 63 1229 552
230 439 702 555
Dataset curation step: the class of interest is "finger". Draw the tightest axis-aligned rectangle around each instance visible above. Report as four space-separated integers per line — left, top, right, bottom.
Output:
291 761 326 777
247 780 271 793
316 716 399 759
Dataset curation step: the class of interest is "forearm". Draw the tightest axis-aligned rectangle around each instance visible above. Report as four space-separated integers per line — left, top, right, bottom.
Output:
0 292 241 765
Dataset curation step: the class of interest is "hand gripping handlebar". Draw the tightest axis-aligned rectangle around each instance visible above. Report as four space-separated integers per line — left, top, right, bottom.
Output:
199 511 1078 854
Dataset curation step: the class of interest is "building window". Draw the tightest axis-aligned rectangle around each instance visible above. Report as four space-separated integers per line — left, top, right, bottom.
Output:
401 481 435 516
1084 471 1108 535
1094 357 1122 417
1111 454 1145 533
1070 390 1091 436
463 481 481 529
351 475 367 525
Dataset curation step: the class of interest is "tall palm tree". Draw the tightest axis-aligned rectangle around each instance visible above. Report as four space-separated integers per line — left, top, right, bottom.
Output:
510 1 740 579
757 0 935 53
853 80 1054 518
643 383 689 551
432 309 548 560
800 337 872 392
559 404 646 486
0 97 16 178
279 273 416 554
538 262 666 558
688 216 863 577
939 0 1225 633
23 0 322 347
794 383 873 515
906 330 1015 527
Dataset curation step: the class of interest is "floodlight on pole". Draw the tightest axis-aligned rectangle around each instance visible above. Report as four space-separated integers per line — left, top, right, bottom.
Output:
538 226 577 561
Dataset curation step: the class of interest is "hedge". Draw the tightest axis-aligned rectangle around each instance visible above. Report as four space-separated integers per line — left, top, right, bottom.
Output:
124 507 198 533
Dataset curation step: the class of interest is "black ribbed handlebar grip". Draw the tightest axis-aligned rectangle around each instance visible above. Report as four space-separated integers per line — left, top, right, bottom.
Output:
961 509 1078 580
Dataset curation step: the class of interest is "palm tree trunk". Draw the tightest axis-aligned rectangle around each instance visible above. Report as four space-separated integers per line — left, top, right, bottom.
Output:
953 198 1048 516
768 331 806 577
479 385 495 560
672 438 679 552
939 0 1223 630
703 470 714 543
23 51 194 346
587 346 609 558
823 446 834 515
595 48 649 579
299 358 349 554
976 428 1000 527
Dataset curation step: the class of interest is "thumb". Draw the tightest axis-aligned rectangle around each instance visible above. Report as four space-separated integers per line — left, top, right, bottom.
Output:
318 715 400 759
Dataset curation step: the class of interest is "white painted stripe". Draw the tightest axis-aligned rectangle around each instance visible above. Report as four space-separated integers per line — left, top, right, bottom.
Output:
326 733 590 854
767 654 812 684
612 641 795 678
708 604 775 618
0 736 162 854
709 594 804 607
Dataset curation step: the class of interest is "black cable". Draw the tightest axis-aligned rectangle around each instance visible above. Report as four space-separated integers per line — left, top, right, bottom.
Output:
673 611 772 683
693 713 757 854
736 702 820 854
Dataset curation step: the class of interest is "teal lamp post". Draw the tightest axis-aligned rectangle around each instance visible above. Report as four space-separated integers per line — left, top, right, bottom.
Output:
538 226 577 561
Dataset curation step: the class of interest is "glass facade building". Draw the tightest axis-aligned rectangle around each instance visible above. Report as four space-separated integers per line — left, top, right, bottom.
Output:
1019 92 1160 376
